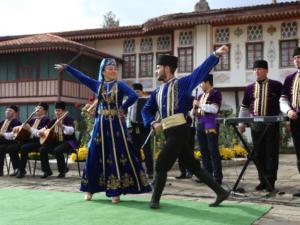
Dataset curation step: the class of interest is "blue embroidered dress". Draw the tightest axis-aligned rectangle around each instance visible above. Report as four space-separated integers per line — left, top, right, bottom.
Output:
65 63 151 197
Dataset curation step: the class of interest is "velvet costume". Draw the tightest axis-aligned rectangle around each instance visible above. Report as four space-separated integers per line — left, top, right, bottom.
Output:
65 60 151 197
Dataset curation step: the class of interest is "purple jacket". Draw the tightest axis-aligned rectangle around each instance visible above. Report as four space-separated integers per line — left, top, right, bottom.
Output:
197 88 222 129
242 79 282 116
47 115 76 149
282 71 300 112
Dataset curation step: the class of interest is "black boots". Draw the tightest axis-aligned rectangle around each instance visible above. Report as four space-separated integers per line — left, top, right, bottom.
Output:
193 168 229 207
150 172 167 209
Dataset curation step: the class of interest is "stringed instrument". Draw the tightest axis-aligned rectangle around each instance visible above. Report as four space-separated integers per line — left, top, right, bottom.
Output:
86 100 98 113
40 111 69 145
13 109 39 142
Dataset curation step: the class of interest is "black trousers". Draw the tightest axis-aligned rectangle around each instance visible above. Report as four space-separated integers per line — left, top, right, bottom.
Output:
178 126 197 176
290 117 300 174
251 122 280 185
19 140 41 172
152 123 224 203
0 139 20 173
130 124 153 176
39 142 72 173
197 123 223 183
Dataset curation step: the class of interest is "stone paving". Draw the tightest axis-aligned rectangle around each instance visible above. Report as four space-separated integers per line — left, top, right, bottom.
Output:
1 154 300 224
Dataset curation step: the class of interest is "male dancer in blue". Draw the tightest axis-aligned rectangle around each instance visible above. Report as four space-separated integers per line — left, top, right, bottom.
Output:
55 58 151 204
142 45 229 209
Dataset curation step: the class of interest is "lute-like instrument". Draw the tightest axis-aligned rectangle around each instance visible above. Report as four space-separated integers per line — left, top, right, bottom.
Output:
40 111 69 145
13 109 39 142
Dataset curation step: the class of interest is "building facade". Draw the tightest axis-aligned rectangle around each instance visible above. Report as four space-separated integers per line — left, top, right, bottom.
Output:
0 1 300 119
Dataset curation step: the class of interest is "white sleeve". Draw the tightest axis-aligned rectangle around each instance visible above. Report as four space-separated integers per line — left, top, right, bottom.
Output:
63 125 75 135
30 127 40 138
37 127 46 137
238 106 250 127
199 104 219 114
4 132 14 140
280 96 292 114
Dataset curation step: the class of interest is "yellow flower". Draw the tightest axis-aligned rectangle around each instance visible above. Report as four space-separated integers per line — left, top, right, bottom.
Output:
232 145 248 158
219 147 235 160
71 147 88 161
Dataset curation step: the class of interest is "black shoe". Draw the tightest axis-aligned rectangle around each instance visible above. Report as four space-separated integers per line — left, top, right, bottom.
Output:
194 179 203 183
209 190 230 207
175 174 188 179
150 201 160 209
40 171 53 179
10 170 18 176
255 183 266 191
0 171 3 176
57 167 69 178
57 172 66 178
293 191 300 197
16 170 26 178
265 183 275 192
186 173 192 179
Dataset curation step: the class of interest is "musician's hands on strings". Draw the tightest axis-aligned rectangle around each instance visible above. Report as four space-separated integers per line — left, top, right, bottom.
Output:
23 123 31 131
287 109 298 120
38 129 46 137
152 122 162 131
54 64 67 72
12 126 20 133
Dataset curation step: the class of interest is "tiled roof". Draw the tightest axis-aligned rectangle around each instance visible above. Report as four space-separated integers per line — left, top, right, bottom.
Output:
0 33 122 61
0 1 299 42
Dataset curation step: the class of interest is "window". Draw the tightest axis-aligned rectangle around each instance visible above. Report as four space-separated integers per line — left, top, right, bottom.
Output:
179 31 193 46
122 54 136 78
139 53 153 77
214 45 230 71
280 40 298 68
19 53 37 80
246 43 263 69
247 24 263 41
281 21 297 39
215 28 230 43
140 38 153 52
178 47 193 73
157 35 171 51
123 39 135 53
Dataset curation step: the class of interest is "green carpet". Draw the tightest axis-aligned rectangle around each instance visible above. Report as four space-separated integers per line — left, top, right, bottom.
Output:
0 188 271 225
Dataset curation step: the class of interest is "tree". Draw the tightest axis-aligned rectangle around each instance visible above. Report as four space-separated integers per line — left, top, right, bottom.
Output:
102 11 120 28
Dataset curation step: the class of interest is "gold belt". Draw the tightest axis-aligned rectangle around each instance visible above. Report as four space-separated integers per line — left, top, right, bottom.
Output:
100 109 117 117
161 113 186 130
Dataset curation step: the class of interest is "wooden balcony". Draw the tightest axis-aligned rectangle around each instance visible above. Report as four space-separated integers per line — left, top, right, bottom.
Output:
0 79 94 104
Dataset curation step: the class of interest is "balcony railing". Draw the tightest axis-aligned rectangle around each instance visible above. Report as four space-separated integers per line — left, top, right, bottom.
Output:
0 79 93 99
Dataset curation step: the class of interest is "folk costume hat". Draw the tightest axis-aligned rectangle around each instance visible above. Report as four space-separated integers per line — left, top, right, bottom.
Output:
253 60 268 70
157 55 178 70
7 105 18 113
38 102 49 111
202 74 213 84
55 102 66 110
292 47 300 57
132 83 143 91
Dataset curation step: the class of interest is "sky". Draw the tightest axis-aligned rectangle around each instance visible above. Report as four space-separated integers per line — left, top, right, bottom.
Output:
0 0 294 36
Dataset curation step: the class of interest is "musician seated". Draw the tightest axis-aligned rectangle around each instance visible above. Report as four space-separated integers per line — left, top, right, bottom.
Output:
38 102 76 178
0 105 22 176
14 102 50 178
